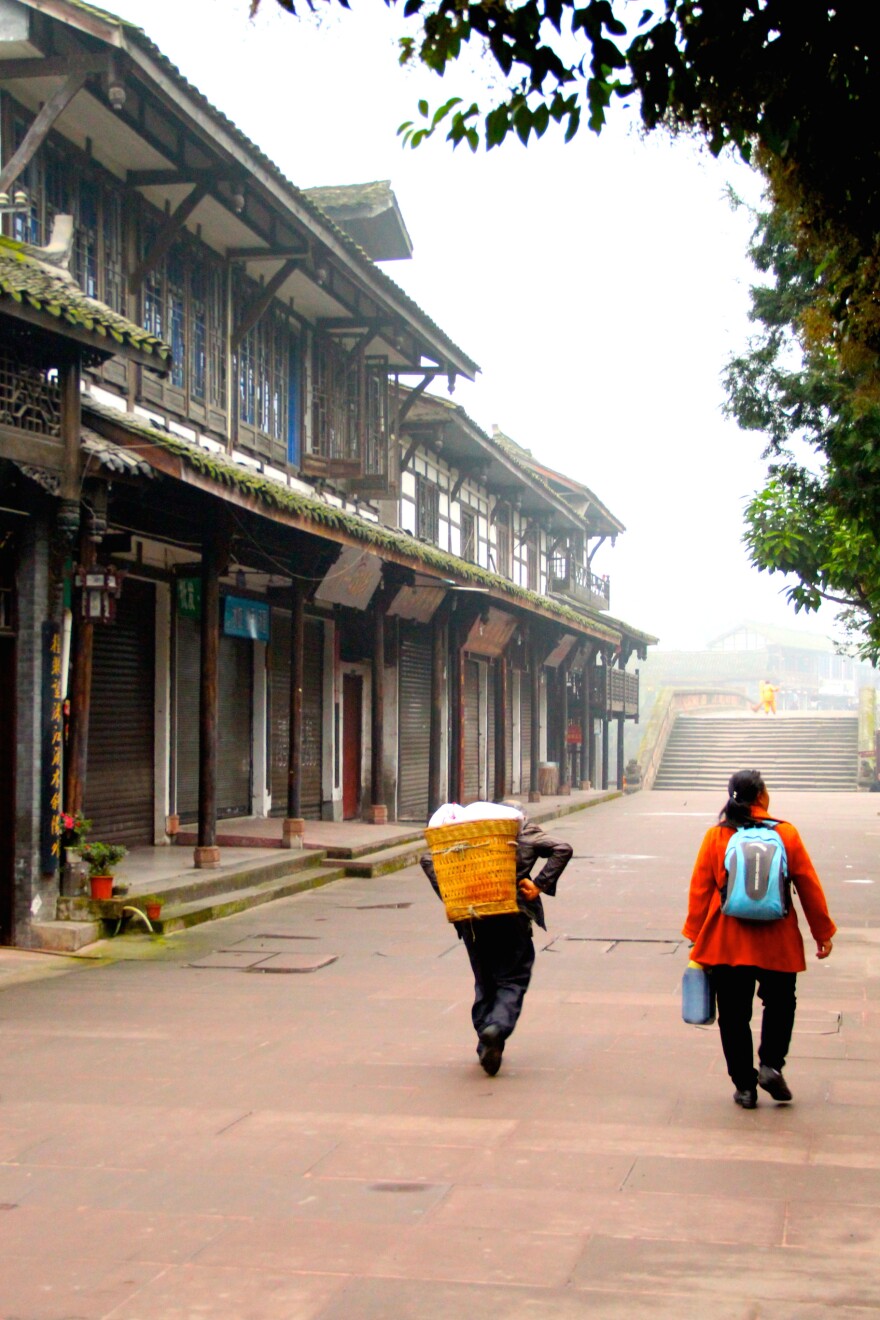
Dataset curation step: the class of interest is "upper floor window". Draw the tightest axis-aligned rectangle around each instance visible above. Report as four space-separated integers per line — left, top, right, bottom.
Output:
526 528 539 592
305 334 390 485
461 507 476 562
416 476 440 543
493 503 510 578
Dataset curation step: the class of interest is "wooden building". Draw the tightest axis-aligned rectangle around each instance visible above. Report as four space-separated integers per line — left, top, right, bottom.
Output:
0 0 654 946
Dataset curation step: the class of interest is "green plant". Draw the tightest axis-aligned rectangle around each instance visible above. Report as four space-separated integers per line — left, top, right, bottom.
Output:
59 811 92 848
79 840 127 878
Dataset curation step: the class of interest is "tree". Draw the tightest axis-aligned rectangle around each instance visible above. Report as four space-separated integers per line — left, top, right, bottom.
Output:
251 1 880 361
724 204 880 664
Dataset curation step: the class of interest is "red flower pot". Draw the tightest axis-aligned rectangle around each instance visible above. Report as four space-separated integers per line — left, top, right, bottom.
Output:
89 875 113 901
145 902 162 922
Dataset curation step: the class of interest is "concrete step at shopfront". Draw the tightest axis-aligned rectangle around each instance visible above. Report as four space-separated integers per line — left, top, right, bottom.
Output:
653 714 858 792
152 864 348 934
341 840 428 879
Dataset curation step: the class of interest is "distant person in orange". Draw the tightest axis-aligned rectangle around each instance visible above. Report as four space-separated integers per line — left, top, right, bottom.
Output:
757 680 779 715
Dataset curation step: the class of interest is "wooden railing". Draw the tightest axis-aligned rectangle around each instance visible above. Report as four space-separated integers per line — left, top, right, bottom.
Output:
549 554 610 610
590 666 639 717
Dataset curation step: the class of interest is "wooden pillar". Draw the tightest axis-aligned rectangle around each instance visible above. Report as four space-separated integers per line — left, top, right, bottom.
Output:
558 658 571 795
494 653 508 802
450 609 465 804
282 581 305 847
580 650 593 788
428 604 446 816
64 532 95 816
529 637 541 803
195 525 222 867
367 590 388 823
616 712 626 790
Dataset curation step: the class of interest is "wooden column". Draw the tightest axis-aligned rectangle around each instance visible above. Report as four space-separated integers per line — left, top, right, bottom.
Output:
558 657 571 795
450 608 464 804
616 713 626 790
282 581 305 847
428 604 446 816
580 649 593 789
493 653 508 802
529 637 541 803
367 590 388 823
195 525 222 867
64 532 95 816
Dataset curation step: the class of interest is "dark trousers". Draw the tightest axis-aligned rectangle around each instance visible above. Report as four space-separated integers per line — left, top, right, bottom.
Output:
712 965 797 1092
459 912 535 1046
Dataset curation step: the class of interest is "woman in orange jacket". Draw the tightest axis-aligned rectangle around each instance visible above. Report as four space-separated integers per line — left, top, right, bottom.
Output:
683 769 836 1108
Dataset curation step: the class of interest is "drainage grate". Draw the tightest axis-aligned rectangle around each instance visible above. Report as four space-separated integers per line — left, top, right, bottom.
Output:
544 936 683 954
343 903 413 910
370 1182 434 1193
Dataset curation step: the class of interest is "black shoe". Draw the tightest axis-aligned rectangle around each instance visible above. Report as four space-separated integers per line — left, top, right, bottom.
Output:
478 1024 504 1077
758 1065 793 1102
733 1088 758 1109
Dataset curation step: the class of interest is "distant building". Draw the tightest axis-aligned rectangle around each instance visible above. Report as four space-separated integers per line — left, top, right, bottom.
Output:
641 620 878 713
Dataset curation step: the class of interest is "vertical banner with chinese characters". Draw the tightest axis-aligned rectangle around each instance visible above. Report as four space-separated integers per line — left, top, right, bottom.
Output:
41 620 63 874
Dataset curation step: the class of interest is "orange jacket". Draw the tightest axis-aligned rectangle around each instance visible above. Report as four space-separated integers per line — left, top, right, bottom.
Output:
683 808 836 972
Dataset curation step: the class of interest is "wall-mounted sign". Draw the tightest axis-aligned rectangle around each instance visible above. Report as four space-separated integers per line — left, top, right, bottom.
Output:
75 564 123 622
223 595 270 642
314 546 382 610
177 576 201 620
40 621 63 874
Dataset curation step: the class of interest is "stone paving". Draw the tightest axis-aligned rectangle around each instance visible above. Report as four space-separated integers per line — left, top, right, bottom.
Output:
1 789 879 1318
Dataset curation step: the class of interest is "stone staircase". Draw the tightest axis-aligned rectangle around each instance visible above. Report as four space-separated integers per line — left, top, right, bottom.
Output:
653 712 859 793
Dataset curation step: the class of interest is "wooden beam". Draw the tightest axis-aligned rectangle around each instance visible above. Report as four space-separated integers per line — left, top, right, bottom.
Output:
127 167 228 187
228 245 309 261
399 436 419 474
128 183 208 294
0 69 89 195
231 258 299 350
396 373 433 428
0 54 107 80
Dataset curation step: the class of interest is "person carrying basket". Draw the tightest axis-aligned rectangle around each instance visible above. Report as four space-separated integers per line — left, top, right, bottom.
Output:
421 801 572 1076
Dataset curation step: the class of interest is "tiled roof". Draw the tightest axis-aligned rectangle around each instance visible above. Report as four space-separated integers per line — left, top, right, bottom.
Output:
50 1 478 378
0 235 171 367
82 400 623 646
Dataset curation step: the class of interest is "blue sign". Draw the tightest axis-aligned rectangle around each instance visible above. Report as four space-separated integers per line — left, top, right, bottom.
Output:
223 595 270 642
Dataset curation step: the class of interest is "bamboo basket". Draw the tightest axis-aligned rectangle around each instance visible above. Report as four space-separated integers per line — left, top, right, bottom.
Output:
424 817 520 922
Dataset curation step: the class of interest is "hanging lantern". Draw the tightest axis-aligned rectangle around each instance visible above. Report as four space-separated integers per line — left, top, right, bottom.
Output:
75 565 124 623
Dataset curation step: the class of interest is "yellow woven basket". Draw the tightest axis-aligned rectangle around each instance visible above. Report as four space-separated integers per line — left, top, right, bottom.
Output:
424 817 520 922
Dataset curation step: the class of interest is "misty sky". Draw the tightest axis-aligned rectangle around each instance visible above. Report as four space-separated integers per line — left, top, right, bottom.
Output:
100 0 839 652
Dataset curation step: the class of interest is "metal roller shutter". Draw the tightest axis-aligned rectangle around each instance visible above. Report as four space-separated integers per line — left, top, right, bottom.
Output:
521 681 532 794
175 616 252 820
84 577 155 845
268 613 323 819
486 662 495 800
505 675 514 794
462 658 480 804
398 623 432 822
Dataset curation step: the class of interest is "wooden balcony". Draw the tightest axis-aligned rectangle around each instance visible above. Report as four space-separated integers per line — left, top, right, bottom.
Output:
590 667 640 718
549 554 610 611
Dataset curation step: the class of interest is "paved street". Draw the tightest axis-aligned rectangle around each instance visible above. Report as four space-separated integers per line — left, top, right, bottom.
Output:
2 789 879 1319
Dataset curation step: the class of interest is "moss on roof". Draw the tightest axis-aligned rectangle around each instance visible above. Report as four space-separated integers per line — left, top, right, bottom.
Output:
0 235 171 365
84 401 623 646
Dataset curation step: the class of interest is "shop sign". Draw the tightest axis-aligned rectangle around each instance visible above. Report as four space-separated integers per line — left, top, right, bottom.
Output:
40 620 63 874
177 576 201 620
223 595 270 642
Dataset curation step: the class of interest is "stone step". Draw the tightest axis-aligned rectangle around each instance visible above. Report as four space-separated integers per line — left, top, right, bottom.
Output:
342 841 427 879
120 864 349 935
29 920 104 953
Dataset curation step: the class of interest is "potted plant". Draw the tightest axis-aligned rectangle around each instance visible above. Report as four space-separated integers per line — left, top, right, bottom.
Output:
143 896 163 922
79 841 127 900
59 811 92 852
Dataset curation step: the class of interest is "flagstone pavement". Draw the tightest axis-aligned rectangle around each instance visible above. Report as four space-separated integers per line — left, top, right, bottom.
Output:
1 788 879 1318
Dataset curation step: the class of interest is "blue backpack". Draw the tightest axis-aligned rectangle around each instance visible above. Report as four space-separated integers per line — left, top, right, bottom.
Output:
721 822 790 922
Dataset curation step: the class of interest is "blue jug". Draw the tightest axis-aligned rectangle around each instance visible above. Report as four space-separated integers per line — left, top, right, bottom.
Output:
682 961 715 1025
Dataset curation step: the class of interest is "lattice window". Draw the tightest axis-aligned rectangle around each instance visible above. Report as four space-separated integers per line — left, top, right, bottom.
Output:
0 348 61 436
461 507 476 562
416 475 440 544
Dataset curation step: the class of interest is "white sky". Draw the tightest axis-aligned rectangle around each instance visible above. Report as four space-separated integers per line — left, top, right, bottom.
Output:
103 0 839 651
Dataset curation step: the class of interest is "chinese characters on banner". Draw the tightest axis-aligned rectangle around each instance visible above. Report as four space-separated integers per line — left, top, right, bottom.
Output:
41 620 63 873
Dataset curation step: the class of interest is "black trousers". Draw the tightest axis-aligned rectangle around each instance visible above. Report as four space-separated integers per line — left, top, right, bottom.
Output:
459 912 536 1046
712 964 797 1092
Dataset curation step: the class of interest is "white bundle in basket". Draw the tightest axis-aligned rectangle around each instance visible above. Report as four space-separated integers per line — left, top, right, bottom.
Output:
428 800 523 829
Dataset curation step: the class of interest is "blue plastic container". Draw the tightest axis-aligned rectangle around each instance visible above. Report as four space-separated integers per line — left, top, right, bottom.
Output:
682 962 715 1025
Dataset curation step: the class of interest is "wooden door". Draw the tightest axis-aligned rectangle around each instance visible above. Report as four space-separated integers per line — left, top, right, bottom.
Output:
342 673 362 820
